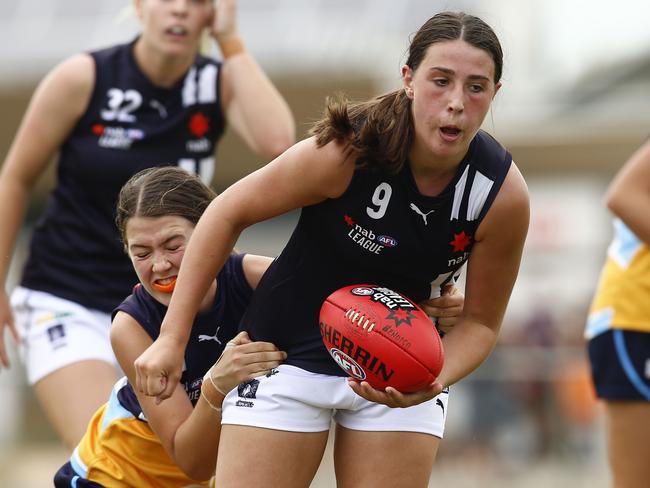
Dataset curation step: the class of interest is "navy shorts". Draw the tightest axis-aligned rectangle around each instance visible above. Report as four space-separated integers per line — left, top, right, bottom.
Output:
588 329 650 401
54 462 104 488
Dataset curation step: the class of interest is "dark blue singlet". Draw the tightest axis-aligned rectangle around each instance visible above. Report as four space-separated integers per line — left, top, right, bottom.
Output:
240 130 512 375
21 39 225 313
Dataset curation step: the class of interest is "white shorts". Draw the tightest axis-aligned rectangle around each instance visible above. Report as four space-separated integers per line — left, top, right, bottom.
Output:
11 287 119 385
221 364 449 437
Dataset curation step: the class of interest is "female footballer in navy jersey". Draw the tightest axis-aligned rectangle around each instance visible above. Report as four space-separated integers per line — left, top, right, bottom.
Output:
54 166 463 487
0 0 294 450
136 11 529 488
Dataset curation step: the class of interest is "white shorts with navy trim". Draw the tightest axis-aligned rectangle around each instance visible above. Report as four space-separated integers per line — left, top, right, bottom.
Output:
11 287 119 385
221 364 449 437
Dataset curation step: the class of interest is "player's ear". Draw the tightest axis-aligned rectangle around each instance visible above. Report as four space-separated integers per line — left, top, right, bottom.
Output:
493 81 502 98
133 0 143 20
401 65 414 99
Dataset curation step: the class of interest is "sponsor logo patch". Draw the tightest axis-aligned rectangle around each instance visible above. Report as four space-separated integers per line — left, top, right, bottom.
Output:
237 379 259 399
343 215 397 255
93 124 144 150
46 324 66 350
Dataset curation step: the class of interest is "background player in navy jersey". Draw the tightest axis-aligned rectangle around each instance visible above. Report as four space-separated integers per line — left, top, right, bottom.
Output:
53 166 288 487
136 11 529 487
0 0 294 450
585 137 650 488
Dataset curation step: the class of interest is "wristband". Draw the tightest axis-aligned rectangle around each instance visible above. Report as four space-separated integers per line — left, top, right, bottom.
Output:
208 371 228 397
203 369 228 397
200 388 222 413
218 36 245 59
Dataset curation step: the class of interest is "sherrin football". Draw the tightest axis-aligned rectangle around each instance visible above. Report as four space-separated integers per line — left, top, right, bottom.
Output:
319 284 444 393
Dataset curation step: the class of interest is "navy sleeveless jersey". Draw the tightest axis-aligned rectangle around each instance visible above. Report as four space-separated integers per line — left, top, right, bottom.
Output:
112 254 251 413
241 130 512 375
21 39 225 313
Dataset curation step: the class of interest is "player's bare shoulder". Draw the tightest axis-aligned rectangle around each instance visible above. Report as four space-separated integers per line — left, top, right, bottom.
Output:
477 161 529 242
49 53 94 89
38 53 95 119
303 136 356 199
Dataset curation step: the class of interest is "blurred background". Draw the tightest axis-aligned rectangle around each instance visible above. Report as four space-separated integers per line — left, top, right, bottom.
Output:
2 0 650 486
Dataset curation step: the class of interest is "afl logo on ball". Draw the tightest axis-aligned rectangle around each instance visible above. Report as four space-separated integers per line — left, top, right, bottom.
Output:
329 348 366 380
351 287 374 297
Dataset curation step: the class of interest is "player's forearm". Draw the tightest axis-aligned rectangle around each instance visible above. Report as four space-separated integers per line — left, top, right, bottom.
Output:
436 319 499 388
0 177 31 283
224 53 295 157
605 140 650 245
172 399 222 480
160 204 241 343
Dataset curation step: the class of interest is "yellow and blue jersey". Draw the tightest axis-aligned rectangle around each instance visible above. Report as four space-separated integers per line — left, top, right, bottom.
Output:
586 218 650 339
54 254 251 487
66 377 210 487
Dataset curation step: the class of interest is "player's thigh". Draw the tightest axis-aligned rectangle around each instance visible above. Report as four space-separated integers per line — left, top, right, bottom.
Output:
334 424 439 488
214 425 329 488
34 360 118 449
605 400 650 488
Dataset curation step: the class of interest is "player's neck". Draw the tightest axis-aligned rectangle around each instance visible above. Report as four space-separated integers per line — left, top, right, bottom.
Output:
133 40 195 89
409 143 467 196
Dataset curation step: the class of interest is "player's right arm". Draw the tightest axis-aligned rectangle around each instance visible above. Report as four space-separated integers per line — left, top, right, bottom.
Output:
112 312 285 480
134 137 356 400
604 138 650 245
0 54 94 368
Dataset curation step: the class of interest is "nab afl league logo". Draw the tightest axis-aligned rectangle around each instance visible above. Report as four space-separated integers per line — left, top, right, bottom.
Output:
351 287 374 297
329 348 366 380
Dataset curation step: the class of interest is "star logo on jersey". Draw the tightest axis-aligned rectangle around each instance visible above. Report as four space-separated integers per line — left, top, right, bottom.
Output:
386 308 416 327
450 231 472 252
344 214 355 226
188 112 210 137
91 124 105 136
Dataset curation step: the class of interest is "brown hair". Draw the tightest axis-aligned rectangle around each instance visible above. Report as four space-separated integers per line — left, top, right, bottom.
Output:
310 11 503 174
116 166 216 244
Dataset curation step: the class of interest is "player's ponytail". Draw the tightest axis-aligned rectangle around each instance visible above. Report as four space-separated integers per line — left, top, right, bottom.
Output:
309 90 413 174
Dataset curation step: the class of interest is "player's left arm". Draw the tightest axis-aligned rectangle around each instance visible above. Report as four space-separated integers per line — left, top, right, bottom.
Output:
214 0 295 159
111 312 220 480
436 162 529 388
350 163 529 408
604 139 650 245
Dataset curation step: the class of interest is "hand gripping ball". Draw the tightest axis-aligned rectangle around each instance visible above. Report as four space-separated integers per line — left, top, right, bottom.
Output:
319 284 444 393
